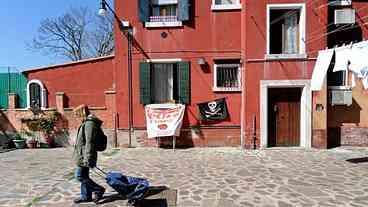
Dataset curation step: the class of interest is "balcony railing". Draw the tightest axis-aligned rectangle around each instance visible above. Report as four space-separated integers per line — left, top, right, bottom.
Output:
149 16 178 22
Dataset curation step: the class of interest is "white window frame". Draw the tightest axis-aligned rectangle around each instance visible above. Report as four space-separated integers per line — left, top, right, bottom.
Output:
26 79 47 110
213 63 241 92
145 0 182 28
211 0 242 11
266 3 306 59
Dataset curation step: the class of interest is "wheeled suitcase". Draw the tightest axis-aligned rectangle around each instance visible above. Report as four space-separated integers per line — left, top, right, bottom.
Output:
94 167 149 205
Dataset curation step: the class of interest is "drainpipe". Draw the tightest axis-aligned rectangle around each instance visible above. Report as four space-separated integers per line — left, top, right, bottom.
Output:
240 1 246 150
127 29 133 148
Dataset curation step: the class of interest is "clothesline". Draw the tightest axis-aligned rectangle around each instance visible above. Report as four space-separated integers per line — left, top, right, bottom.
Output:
311 40 368 91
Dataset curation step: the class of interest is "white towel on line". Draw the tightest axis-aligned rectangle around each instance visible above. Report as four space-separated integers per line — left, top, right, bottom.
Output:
349 41 368 77
333 46 350 72
311 49 334 91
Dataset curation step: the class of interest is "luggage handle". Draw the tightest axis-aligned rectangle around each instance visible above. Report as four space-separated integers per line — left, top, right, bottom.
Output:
95 166 107 175
93 166 107 178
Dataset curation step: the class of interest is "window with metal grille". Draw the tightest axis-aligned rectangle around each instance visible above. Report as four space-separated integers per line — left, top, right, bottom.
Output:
214 63 241 91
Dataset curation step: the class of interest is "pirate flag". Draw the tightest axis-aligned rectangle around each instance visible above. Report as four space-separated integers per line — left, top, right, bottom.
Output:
197 98 228 121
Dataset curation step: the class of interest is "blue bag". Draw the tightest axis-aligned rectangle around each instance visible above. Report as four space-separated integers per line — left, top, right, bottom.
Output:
105 171 150 201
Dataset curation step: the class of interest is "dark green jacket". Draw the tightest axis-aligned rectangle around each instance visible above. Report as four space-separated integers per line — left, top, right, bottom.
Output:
73 114 103 168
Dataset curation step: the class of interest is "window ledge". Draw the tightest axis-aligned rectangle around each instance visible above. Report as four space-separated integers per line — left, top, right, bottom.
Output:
328 86 352 90
265 54 307 60
145 21 182 28
213 88 241 92
211 4 242 11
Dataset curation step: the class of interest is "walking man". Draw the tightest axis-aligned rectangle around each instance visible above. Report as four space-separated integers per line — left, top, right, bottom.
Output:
73 104 105 203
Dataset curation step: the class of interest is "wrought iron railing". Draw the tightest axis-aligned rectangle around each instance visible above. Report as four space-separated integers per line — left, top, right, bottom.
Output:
149 16 178 22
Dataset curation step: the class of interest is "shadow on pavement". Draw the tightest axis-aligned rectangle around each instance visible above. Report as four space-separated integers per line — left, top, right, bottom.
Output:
97 186 171 207
346 157 368 164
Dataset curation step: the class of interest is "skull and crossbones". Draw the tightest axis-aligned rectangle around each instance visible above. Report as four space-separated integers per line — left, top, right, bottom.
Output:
205 101 221 117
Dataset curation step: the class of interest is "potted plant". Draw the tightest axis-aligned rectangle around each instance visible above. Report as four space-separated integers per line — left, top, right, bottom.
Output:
27 137 39 149
22 112 61 148
12 133 26 149
38 112 60 147
21 130 39 149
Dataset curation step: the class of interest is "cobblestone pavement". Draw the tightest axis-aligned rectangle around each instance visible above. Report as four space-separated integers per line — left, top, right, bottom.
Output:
1 147 368 207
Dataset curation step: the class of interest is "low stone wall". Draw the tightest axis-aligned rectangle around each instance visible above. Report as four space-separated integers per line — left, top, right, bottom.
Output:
341 125 368 146
0 91 120 148
134 127 241 148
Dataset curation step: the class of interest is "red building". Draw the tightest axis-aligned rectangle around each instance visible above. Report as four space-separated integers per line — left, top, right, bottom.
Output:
4 0 368 149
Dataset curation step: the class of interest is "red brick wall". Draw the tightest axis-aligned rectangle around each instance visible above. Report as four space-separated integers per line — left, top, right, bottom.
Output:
25 56 115 108
312 129 327 149
341 125 368 146
137 128 241 148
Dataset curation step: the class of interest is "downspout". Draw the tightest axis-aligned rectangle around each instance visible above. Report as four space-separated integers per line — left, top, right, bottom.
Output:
240 0 246 149
127 29 133 147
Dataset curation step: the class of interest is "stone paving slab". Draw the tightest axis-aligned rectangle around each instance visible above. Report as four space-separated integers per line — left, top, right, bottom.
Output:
0 147 368 207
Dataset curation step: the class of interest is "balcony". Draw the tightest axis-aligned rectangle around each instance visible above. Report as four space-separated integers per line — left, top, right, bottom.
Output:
145 16 182 28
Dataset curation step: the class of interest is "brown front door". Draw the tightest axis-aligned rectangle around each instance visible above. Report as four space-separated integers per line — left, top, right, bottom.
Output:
268 88 301 147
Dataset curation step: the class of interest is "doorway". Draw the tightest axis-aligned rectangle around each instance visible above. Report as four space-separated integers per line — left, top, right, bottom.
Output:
268 88 301 147
260 80 312 148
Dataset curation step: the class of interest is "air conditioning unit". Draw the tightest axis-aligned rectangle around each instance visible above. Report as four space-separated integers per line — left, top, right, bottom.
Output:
335 9 356 24
329 89 352 106
330 0 352 6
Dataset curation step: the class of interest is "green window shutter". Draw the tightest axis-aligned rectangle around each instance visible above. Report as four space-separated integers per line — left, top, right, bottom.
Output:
138 0 150 22
139 62 152 105
177 61 190 104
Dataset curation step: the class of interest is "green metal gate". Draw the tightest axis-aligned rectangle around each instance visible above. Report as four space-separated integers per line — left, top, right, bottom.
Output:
0 72 28 109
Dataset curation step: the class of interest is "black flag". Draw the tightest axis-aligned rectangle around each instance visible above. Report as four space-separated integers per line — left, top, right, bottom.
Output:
197 98 228 121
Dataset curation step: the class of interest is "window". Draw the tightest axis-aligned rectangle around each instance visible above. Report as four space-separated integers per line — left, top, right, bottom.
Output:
327 58 348 88
150 0 178 23
211 0 241 10
213 61 241 91
151 63 175 103
140 61 190 104
139 0 190 28
267 4 306 58
27 79 47 109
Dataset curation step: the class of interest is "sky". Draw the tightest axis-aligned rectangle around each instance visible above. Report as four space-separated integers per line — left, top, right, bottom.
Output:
0 0 104 72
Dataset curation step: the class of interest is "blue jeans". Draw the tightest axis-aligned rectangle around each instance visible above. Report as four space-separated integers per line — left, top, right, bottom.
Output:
75 166 104 200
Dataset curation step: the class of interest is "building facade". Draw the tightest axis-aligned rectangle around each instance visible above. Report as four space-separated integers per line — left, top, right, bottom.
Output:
2 0 368 149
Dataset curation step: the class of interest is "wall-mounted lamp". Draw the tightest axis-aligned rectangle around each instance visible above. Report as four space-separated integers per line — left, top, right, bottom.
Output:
197 57 206 66
98 0 108 16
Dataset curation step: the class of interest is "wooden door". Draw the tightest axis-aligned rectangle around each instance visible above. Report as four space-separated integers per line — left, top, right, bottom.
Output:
268 88 301 147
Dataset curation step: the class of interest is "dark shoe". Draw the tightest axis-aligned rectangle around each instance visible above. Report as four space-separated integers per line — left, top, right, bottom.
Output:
93 188 105 203
73 198 92 204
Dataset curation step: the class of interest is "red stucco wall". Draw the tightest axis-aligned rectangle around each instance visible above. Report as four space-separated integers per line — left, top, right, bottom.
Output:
115 0 242 131
243 0 328 148
25 56 115 108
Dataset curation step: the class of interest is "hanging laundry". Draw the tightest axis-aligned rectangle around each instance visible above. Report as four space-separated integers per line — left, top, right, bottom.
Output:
351 73 356 88
333 46 350 72
349 40 368 78
361 67 368 89
311 49 334 91
362 77 368 89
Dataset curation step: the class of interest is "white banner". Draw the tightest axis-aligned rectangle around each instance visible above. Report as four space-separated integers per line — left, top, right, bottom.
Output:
145 104 185 138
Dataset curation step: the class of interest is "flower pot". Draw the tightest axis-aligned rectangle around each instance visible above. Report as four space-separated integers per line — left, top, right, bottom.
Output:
13 140 26 149
27 140 38 149
41 133 54 148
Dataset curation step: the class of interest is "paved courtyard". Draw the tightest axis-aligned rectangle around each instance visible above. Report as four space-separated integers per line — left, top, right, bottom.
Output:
0 147 368 207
